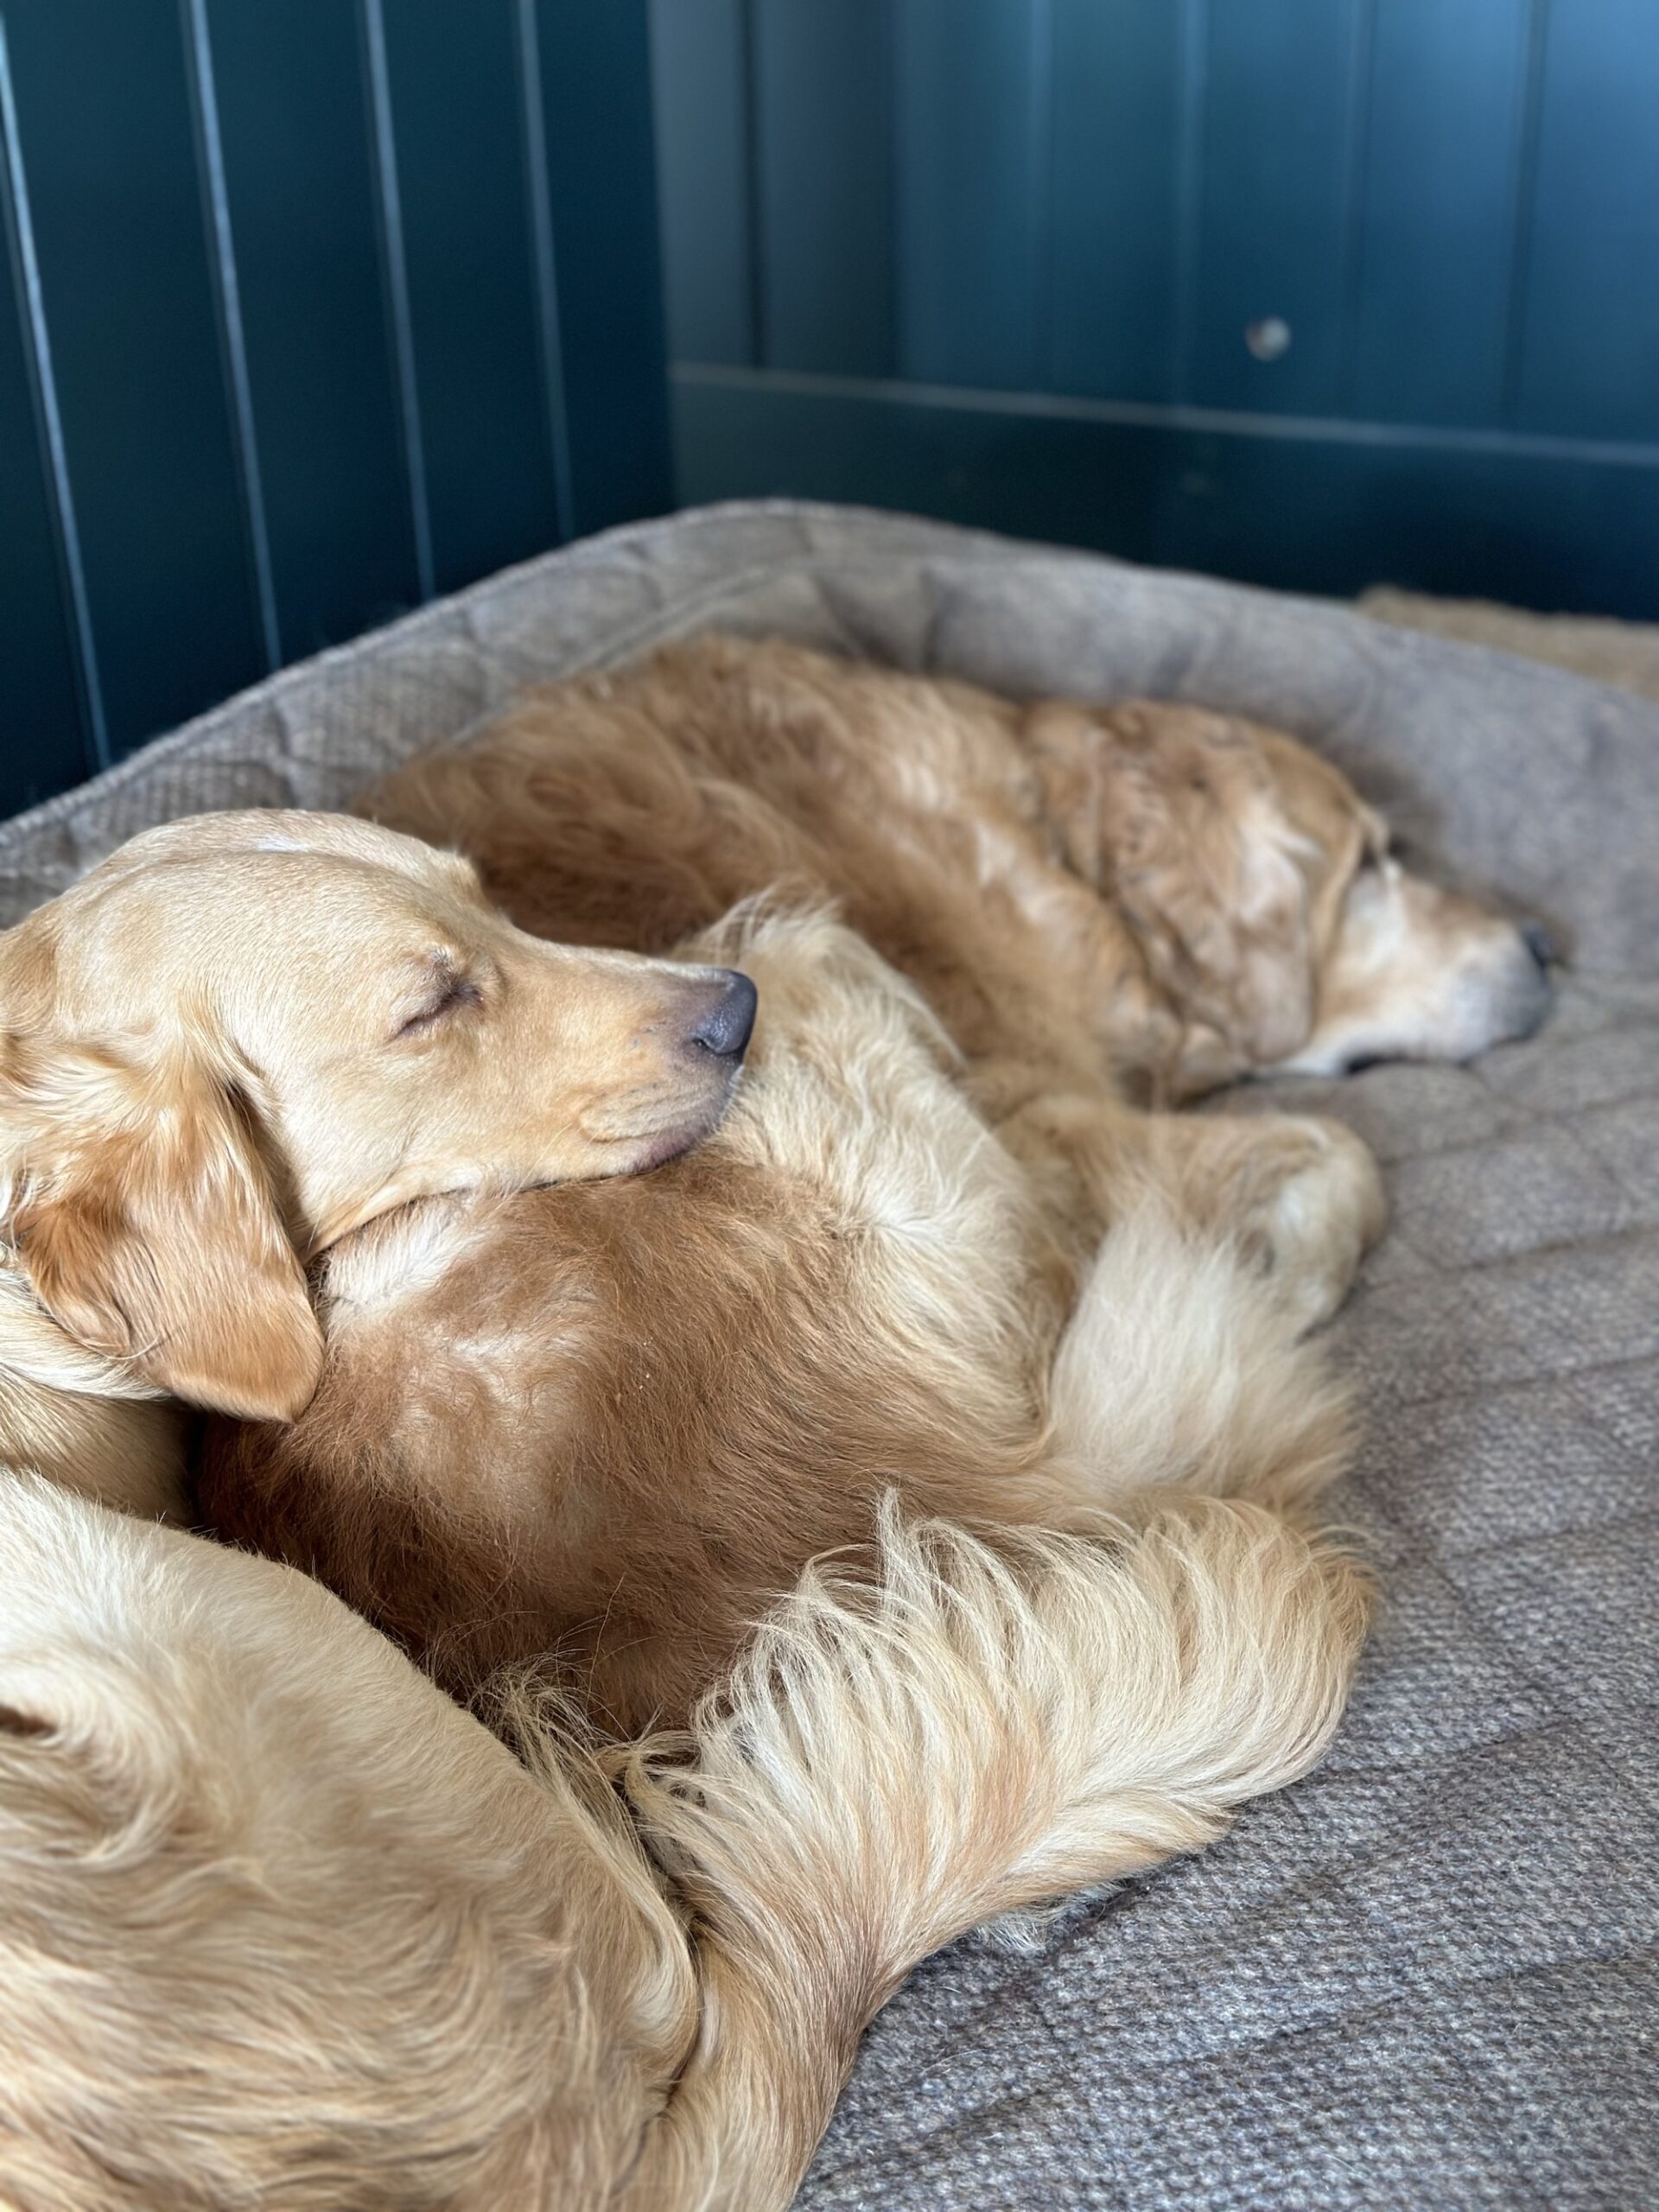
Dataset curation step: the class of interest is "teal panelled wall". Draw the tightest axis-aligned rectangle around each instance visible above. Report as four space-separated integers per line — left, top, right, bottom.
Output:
652 0 1659 617
0 0 671 817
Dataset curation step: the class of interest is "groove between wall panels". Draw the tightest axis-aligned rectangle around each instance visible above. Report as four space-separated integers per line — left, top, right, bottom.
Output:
888 0 910 381
890 0 920 384
737 0 767 369
180 0 281 672
359 0 435 601
0 11 108 772
1026 0 1054 391
673 359 1659 468
1334 0 1377 414
1501 0 1552 426
514 0 575 543
1169 0 1208 405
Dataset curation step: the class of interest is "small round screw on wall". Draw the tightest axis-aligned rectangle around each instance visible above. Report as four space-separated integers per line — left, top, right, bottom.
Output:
1244 316 1293 362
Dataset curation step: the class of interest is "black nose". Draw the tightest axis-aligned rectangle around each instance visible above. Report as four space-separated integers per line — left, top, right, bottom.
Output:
1520 920 1558 970
689 969 758 1060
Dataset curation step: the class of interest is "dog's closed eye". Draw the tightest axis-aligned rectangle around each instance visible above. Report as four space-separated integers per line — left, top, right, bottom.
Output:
394 969 483 1039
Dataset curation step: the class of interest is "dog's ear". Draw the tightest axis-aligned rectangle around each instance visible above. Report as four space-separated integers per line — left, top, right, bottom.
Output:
3 1039 323 1421
1026 702 1317 1075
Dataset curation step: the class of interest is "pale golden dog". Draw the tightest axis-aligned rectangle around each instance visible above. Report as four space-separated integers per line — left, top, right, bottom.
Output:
0 639 1552 2205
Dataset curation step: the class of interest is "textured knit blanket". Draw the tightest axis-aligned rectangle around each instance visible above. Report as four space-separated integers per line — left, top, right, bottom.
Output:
3 505 1653 2211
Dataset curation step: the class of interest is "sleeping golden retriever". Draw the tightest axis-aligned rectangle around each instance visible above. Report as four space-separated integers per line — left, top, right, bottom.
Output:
0 638 1550 2203
184 635 1546 1724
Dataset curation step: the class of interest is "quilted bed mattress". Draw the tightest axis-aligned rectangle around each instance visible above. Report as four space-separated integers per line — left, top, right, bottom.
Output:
3 504 1653 2210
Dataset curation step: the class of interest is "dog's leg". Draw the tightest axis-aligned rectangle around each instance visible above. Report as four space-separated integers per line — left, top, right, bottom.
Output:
996 1089 1385 1337
1046 1196 1356 1516
1142 1110 1387 1337
618 1497 1364 2211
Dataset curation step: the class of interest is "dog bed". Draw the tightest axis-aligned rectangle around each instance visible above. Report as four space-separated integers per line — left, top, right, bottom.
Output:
3 504 1653 2210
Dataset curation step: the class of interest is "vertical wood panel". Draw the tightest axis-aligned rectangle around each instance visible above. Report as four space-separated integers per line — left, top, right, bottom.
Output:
1187 0 1364 414
1049 0 1183 402
528 0 672 535
648 0 754 365
181 0 283 673
360 0 435 601
380 0 564 595
207 0 422 658
753 0 894 374
4 0 262 755
1515 0 1659 442
1349 0 1531 427
0 132 91 811
894 0 1047 389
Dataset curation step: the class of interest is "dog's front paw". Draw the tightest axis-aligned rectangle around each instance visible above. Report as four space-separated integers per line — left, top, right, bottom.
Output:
1239 1116 1386 1335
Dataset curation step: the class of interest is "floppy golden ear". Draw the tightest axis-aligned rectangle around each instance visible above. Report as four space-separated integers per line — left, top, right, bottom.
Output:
6 1044 323 1421
1027 702 1316 1073
1116 773 1315 1070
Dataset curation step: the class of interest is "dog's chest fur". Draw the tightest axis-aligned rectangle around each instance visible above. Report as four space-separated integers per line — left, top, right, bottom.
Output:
200 909 1076 1727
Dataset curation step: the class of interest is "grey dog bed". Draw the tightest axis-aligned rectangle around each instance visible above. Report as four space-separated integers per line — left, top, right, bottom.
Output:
3 505 1654 2209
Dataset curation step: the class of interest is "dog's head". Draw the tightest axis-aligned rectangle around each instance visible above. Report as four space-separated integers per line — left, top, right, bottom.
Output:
0 811 756 1421
1027 702 1554 1095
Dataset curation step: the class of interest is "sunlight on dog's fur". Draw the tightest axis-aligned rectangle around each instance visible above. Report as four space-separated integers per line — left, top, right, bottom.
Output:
0 639 1553 2206
202 900 1363 1730
369 639 1550 1104
0 1474 1363 2211
0 810 753 1494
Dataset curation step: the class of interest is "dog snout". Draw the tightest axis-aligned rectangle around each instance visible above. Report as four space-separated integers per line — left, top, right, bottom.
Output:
686 970 758 1063
1496 926 1554 1043
1520 918 1558 971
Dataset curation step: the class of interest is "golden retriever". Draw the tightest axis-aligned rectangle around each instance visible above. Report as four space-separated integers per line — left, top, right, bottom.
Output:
0 638 1551 2203
359 637 1549 1100
0 811 753 1515
185 636 1546 1724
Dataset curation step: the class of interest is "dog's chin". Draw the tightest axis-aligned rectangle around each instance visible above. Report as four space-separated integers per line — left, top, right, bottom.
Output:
629 1124 710 1173
1421 952 1555 1064
616 1079 742 1176
1489 959 1554 1047
1281 967 1557 1080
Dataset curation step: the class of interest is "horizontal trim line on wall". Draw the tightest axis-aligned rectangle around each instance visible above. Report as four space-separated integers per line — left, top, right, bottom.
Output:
673 361 1659 474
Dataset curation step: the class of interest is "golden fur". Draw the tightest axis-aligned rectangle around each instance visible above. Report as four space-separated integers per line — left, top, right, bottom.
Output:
0 638 1553 2203
201 900 1363 1731
0 807 753 1508
188 637 1548 1725
0 1474 1362 2209
360 637 1548 1103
